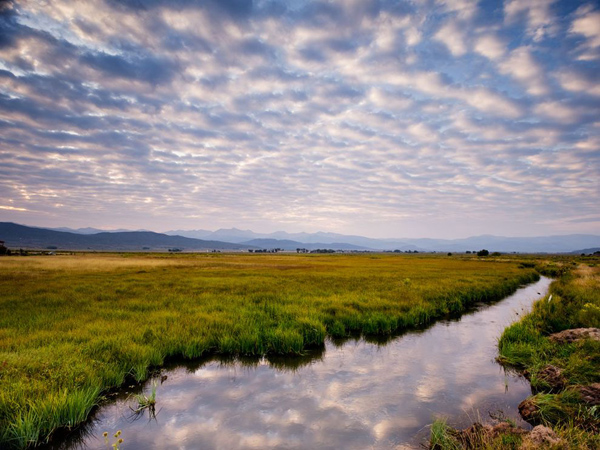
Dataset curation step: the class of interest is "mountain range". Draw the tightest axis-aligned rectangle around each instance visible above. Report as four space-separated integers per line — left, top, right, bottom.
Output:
2 222 600 253
0 223 252 251
165 227 600 253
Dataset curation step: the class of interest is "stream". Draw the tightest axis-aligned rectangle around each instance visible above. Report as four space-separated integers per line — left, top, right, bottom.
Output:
49 276 551 449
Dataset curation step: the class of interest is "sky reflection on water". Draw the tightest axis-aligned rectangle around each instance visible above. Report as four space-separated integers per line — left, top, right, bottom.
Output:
52 277 551 449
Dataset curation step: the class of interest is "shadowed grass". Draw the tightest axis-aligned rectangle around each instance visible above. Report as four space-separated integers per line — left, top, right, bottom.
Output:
0 252 538 447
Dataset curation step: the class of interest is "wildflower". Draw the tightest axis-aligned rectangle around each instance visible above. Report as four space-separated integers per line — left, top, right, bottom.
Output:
103 432 108 437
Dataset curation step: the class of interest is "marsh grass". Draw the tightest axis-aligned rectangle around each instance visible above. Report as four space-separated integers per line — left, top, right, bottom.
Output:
498 263 600 392
494 257 600 448
430 418 462 450
130 381 157 417
0 252 538 447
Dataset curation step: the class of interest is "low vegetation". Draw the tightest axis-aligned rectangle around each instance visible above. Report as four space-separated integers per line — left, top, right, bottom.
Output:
0 252 538 448
431 255 600 449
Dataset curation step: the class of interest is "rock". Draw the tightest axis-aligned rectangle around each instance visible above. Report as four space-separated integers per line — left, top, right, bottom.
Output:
536 364 566 391
572 383 600 406
521 425 566 449
518 398 539 424
549 328 600 344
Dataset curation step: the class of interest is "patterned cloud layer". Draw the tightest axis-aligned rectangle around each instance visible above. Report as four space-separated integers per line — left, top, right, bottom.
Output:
0 0 598 237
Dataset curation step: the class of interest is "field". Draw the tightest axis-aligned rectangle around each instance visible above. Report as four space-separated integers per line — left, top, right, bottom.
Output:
0 252 539 447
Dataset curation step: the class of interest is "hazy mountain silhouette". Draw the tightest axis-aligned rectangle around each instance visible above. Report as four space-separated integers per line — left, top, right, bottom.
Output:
0 223 255 251
3 223 600 253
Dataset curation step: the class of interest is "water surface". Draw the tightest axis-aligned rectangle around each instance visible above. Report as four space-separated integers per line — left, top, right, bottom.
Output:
52 277 551 449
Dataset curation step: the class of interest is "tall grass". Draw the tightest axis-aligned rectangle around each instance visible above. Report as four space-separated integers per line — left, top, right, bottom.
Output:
0 253 538 447
498 263 600 391
495 258 600 447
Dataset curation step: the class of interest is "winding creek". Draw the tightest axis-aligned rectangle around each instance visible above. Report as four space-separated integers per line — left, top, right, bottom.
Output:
48 276 551 449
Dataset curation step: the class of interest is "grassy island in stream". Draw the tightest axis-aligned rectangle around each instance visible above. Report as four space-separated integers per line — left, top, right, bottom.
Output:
430 255 600 450
0 252 538 448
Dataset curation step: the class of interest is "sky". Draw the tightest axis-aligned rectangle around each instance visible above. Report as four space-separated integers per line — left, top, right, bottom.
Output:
0 0 598 239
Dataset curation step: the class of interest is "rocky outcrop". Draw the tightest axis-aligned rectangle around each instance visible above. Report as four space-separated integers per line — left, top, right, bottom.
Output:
549 328 600 344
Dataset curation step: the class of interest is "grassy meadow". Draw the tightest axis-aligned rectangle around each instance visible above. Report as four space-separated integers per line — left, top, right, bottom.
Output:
0 252 539 447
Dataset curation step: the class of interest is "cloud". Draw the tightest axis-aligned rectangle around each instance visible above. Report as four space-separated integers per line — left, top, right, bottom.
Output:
533 101 581 123
570 4 600 60
498 46 548 95
434 19 467 56
435 0 479 21
504 0 558 41
474 34 505 60
556 67 600 96
0 0 597 238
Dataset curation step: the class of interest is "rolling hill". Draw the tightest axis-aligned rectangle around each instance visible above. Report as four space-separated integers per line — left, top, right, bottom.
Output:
0 223 254 251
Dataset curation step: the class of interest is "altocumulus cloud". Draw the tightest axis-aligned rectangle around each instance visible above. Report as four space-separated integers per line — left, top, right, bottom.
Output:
0 0 598 238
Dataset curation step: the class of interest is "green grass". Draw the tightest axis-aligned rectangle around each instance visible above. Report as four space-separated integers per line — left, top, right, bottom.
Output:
430 418 462 450
0 252 539 447
498 263 600 393
131 381 157 415
493 257 600 448
429 418 526 450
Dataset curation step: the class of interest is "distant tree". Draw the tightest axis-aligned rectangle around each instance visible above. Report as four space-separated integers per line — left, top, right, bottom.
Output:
466 251 471 254
447 252 452 256
477 249 489 257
